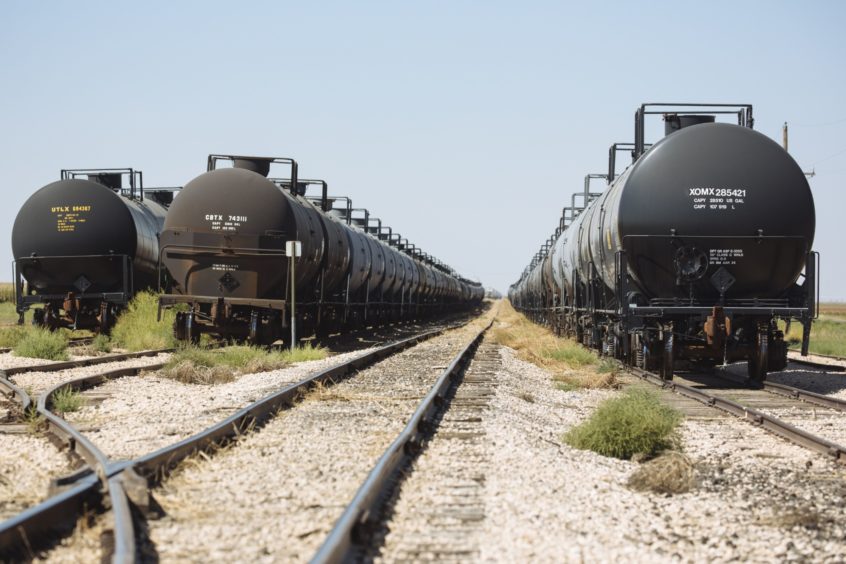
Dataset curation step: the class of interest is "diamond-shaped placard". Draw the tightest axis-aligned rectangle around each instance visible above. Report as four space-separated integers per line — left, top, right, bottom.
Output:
219 272 240 292
74 275 91 293
710 267 735 295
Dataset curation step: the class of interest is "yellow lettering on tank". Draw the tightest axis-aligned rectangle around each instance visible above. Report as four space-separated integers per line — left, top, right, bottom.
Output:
52 205 92 233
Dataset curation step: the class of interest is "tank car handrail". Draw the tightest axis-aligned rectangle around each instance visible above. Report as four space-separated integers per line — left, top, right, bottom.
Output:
61 167 143 201
206 154 298 196
634 103 754 159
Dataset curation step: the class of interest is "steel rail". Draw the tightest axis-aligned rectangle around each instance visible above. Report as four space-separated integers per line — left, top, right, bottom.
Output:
2 348 171 377
312 320 492 564
128 325 460 485
630 367 846 464
0 374 32 412
0 363 166 563
787 352 846 372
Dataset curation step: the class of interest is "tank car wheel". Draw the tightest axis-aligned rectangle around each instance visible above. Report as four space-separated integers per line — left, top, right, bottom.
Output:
660 333 674 380
32 308 46 328
748 330 768 387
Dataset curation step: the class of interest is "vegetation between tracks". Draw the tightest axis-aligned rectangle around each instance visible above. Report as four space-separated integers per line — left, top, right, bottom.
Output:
164 343 327 384
51 387 83 414
564 388 681 460
493 301 615 389
109 291 179 351
12 328 69 360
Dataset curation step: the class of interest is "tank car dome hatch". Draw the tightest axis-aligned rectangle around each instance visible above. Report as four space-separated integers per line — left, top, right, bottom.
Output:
663 114 715 135
232 157 273 177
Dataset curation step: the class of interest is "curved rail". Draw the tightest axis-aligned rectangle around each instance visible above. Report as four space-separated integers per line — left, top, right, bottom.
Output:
0 360 169 563
0 323 470 561
312 320 492 563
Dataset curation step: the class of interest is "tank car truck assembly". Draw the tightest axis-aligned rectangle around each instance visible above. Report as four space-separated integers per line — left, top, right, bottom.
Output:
11 168 177 333
510 103 817 385
158 154 483 345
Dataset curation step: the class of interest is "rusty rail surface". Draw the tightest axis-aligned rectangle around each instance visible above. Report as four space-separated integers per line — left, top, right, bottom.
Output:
312 320 493 563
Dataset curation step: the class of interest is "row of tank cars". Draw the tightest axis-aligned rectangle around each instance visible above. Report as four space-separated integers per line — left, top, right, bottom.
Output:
12 156 484 344
509 103 818 385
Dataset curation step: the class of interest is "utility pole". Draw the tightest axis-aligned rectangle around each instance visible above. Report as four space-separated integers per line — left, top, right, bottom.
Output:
783 122 788 152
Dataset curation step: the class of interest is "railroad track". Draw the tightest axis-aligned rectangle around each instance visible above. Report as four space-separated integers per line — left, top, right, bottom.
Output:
787 350 846 372
630 366 846 465
0 348 172 562
314 320 496 562
0 319 480 562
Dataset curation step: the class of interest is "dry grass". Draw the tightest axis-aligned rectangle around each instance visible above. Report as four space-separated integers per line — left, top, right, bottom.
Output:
493 301 615 389
758 506 826 529
628 451 695 494
0 283 15 303
163 343 327 385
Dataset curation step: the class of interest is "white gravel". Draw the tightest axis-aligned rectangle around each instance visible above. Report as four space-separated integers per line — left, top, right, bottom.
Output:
10 354 170 399
475 347 846 562
769 362 846 401
0 430 75 522
64 348 378 460
145 318 491 562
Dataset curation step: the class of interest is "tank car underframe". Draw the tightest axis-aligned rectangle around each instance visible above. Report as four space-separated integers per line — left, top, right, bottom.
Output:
159 266 462 346
515 250 818 385
14 254 134 333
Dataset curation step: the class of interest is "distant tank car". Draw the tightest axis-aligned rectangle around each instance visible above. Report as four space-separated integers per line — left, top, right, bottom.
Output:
510 103 817 384
159 155 483 344
11 169 177 332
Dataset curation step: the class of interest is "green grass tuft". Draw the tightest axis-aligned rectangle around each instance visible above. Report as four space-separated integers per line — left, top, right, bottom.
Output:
163 343 327 385
110 291 178 352
540 342 598 367
564 388 681 460
90 334 113 353
13 328 69 360
51 387 83 413
0 325 28 348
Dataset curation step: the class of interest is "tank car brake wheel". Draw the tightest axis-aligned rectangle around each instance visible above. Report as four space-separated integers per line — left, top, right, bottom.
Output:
660 333 674 380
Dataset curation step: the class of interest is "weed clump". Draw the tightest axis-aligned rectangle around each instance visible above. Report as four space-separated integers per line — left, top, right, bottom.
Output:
0 325 28 348
628 451 695 494
51 387 83 414
564 388 681 460
110 291 178 351
89 334 113 354
163 344 327 384
14 328 69 360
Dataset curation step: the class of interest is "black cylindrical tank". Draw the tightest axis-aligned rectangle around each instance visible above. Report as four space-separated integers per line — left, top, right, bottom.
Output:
12 179 167 293
572 122 815 301
160 167 324 300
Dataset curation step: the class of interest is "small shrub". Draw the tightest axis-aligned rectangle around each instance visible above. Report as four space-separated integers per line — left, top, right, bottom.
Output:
0 325 28 348
52 387 83 413
90 334 113 353
541 343 598 368
517 391 535 403
564 388 681 460
25 406 45 434
628 451 695 494
281 343 327 363
14 328 69 360
110 291 178 351
596 358 618 374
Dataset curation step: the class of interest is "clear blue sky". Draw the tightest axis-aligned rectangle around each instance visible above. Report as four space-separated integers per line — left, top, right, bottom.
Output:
2 0 844 299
